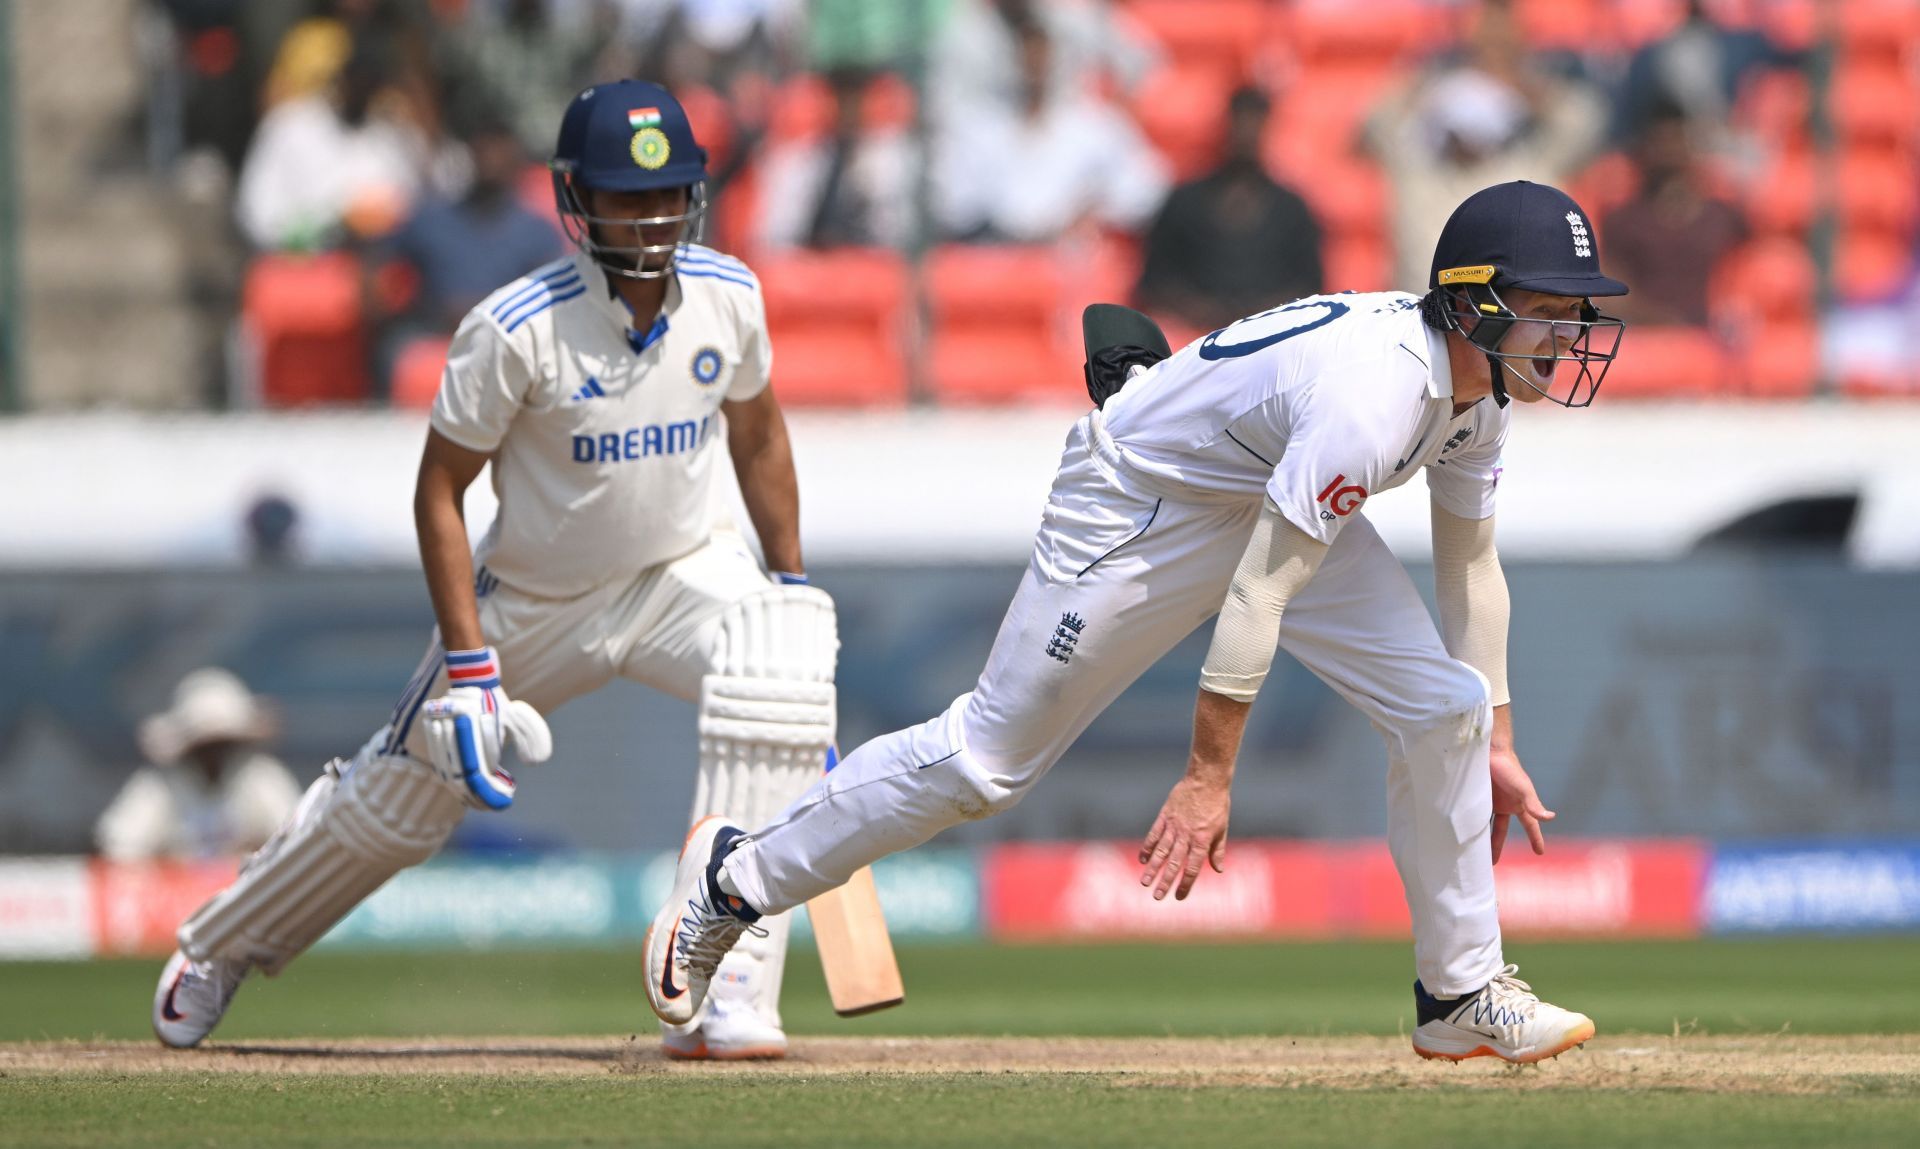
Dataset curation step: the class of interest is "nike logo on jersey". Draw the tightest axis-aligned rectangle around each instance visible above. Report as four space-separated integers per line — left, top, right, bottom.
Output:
568 376 607 403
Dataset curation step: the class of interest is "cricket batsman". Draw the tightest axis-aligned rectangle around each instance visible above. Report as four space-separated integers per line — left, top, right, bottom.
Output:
647 180 1628 1064
154 81 835 1061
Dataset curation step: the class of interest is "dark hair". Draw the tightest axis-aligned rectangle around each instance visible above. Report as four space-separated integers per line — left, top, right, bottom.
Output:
1228 85 1271 120
1642 94 1690 129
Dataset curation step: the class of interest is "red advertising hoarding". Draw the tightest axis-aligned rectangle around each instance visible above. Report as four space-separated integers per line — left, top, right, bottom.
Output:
89 859 238 956
984 839 1705 941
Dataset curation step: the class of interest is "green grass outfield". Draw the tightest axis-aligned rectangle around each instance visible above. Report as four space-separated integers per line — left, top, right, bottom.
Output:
7 937 1920 1042
5 938 1919 1148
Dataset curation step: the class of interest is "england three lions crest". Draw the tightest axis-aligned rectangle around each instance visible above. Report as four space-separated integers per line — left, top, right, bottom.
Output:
1045 612 1086 664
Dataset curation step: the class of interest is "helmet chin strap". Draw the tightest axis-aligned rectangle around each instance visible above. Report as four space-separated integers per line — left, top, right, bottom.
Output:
1486 354 1511 408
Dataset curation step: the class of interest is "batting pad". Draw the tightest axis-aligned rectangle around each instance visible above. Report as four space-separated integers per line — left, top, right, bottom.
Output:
676 585 838 1033
178 750 465 974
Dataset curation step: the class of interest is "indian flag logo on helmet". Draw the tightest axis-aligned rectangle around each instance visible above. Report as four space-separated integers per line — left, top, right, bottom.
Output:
630 126 671 169
628 107 662 129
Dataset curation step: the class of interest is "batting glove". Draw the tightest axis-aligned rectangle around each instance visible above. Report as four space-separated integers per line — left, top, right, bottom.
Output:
420 647 553 810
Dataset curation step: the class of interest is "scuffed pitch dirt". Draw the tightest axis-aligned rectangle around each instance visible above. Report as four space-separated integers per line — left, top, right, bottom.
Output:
4 1035 1917 1093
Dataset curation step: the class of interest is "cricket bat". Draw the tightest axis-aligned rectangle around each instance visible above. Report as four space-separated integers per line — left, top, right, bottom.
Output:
807 866 904 1016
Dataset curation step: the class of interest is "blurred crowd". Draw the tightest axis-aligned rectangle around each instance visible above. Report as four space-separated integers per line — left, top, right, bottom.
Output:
138 0 1915 406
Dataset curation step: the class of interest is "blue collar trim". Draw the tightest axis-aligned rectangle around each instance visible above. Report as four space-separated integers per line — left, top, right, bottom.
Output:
628 313 670 354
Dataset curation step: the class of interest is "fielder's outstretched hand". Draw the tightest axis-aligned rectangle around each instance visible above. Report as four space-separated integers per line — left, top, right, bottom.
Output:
1139 776 1230 901
1490 747 1553 864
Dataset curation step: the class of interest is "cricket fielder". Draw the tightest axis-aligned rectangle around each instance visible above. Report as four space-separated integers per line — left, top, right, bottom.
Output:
647 180 1629 1064
154 81 836 1061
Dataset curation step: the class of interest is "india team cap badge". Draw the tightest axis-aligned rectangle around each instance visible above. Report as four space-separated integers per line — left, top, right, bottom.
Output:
631 125 671 169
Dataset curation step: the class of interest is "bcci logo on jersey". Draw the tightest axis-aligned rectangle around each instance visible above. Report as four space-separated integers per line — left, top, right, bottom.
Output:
691 347 723 385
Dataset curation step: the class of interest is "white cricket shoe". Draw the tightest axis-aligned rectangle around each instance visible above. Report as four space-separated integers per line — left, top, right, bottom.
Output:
644 816 762 1026
1411 964 1595 1064
660 995 788 1061
153 950 249 1049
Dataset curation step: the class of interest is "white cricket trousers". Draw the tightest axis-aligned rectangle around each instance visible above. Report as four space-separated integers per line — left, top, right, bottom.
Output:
382 531 776 760
725 413 1504 994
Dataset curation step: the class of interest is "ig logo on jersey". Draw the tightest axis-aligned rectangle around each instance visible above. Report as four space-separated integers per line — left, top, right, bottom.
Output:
691 347 723 385
1315 474 1367 520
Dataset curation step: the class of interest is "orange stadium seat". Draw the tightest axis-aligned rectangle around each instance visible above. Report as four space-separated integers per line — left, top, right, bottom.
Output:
242 252 369 406
1123 0 1269 79
1744 146 1818 236
1296 159 1388 241
1837 0 1920 63
1834 231 1914 302
1513 0 1606 51
862 71 916 133
768 74 835 142
1829 67 1920 153
677 83 738 171
390 336 451 409
1731 70 1813 150
1839 362 1920 398
1713 237 1818 328
1131 64 1232 180
1836 152 1920 236
925 246 1082 405
1600 326 1732 399
1571 152 1641 227
1610 0 1687 51
757 248 910 406
1263 63 1397 176
1741 323 1820 398
1759 0 1820 51
1279 1 1443 67
1324 231 1392 293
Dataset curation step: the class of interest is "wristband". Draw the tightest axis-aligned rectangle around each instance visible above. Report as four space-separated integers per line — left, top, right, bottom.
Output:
445 646 501 690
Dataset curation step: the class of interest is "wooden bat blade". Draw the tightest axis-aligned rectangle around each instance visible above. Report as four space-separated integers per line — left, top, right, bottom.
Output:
807 865 904 1016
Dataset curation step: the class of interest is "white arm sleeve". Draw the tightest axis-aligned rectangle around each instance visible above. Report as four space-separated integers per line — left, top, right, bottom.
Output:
1198 499 1330 702
1431 502 1512 707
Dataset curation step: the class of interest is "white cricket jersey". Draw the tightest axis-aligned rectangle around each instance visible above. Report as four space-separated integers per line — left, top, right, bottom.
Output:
431 245 771 599
1099 292 1509 543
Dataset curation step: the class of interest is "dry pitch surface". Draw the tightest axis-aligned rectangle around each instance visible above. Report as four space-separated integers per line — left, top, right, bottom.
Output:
8 1033 1917 1092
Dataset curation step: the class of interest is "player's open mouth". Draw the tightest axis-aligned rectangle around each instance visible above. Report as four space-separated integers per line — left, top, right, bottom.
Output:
1530 356 1556 383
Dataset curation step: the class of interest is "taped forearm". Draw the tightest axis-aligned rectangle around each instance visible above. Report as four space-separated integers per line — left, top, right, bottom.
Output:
1431 504 1511 706
1199 501 1329 702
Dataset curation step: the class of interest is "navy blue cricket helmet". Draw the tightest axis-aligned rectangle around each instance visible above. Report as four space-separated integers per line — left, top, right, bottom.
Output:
549 80 709 280
1421 180 1628 408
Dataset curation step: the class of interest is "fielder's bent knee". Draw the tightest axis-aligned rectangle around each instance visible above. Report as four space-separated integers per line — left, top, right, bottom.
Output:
1387 659 1492 737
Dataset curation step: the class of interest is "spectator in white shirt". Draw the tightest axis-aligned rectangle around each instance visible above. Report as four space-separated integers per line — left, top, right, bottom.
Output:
95 669 302 863
236 50 435 250
755 69 920 251
932 16 1167 243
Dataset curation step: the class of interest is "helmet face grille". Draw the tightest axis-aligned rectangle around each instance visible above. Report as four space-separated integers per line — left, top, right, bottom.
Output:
552 169 708 280
1433 283 1626 408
